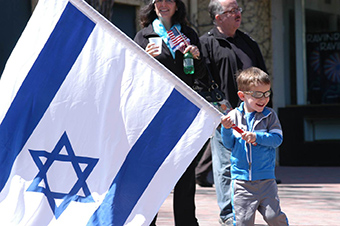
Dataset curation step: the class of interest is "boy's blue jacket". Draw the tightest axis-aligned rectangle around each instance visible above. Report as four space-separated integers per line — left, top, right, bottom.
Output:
221 102 283 181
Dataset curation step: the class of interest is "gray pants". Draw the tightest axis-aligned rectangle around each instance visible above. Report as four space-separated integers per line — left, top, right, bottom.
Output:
232 179 289 226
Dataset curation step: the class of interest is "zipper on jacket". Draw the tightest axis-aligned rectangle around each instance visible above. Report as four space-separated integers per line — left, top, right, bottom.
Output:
248 144 252 181
245 142 252 181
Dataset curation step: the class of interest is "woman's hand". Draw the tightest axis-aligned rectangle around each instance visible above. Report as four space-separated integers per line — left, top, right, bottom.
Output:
184 45 201 60
145 43 161 57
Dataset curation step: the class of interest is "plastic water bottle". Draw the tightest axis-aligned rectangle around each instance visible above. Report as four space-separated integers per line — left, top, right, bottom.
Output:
183 52 194 74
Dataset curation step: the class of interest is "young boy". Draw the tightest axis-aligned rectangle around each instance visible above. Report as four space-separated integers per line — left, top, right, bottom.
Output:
221 67 288 226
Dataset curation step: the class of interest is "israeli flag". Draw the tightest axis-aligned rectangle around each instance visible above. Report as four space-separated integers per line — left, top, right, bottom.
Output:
0 0 221 225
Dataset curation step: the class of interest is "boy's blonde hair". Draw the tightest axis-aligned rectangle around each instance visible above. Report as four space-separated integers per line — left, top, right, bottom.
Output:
236 67 271 91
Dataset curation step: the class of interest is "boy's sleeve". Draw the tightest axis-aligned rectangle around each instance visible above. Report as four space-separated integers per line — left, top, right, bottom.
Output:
221 126 235 149
255 132 282 148
255 110 283 148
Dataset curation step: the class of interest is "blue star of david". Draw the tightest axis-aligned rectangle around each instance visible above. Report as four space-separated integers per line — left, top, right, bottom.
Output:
27 131 99 219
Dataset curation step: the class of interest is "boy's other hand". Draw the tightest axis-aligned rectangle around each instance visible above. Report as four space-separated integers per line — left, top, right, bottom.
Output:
242 132 256 144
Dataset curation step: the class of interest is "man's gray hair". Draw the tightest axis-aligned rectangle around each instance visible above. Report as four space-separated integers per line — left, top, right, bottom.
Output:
208 0 224 22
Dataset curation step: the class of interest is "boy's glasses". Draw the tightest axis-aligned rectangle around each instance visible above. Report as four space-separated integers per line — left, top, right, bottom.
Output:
221 7 243 15
243 90 271 99
154 0 175 4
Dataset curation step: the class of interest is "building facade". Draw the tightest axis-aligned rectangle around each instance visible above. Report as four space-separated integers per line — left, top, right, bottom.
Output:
2 0 340 166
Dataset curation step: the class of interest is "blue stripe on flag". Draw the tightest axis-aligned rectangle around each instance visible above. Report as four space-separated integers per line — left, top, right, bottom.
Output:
0 2 95 191
88 89 200 226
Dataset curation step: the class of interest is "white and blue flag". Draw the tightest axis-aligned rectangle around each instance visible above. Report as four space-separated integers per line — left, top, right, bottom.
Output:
0 0 221 225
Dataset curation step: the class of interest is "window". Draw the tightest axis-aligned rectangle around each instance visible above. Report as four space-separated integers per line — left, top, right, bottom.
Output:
111 4 136 39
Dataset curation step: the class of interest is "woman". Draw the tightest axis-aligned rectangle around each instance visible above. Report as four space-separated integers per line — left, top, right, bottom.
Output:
134 0 206 225
134 0 206 87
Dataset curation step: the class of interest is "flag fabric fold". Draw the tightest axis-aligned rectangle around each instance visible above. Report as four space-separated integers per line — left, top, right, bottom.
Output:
0 0 221 225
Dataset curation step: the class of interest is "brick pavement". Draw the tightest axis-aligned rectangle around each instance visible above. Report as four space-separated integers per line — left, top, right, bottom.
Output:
155 167 340 226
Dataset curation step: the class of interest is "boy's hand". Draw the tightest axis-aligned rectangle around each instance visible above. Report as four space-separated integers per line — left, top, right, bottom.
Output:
221 115 233 129
242 131 256 144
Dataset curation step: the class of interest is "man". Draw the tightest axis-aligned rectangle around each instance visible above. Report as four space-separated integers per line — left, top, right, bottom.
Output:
199 0 268 225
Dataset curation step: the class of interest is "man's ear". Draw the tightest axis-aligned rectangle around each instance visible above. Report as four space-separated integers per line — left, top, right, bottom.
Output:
237 91 245 101
215 14 221 23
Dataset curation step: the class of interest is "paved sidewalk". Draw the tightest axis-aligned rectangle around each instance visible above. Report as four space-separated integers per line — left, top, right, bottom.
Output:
155 167 340 226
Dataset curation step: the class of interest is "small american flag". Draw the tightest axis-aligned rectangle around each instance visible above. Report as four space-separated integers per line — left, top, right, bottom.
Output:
167 27 190 53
